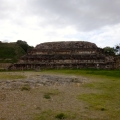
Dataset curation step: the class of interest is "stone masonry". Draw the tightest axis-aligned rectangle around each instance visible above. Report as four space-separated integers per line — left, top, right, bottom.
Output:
9 41 117 70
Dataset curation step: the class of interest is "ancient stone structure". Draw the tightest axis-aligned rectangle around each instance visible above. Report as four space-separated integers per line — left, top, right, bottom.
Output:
0 63 12 70
9 41 116 70
114 56 120 69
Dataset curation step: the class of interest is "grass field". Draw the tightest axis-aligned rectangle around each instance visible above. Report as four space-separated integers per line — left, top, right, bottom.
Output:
0 69 120 120
41 69 120 78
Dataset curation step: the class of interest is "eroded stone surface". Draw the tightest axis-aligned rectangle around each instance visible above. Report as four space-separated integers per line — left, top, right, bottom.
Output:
9 41 118 70
0 74 88 90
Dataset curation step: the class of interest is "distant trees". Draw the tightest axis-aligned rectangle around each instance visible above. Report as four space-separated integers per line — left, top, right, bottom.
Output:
16 40 34 53
103 47 116 56
103 43 120 56
115 44 120 55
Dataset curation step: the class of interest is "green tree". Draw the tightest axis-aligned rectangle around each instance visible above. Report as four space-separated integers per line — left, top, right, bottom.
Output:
16 40 33 53
103 47 115 56
115 44 120 55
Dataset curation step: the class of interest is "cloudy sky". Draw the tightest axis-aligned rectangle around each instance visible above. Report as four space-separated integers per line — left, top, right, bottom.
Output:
0 0 120 48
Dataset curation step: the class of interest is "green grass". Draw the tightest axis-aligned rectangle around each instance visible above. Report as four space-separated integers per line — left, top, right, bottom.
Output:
78 93 109 110
34 110 53 120
0 73 26 80
41 69 120 119
41 69 120 78
34 110 76 120
55 113 67 119
0 42 26 63
43 93 51 99
77 74 120 119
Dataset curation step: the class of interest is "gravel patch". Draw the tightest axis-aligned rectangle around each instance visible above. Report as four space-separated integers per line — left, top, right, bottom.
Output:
0 74 88 90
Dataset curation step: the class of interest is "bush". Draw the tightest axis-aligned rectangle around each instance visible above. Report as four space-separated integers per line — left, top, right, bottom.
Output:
43 94 51 99
55 113 67 119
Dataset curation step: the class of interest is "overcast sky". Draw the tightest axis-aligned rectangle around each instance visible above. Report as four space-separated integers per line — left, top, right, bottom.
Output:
0 0 120 48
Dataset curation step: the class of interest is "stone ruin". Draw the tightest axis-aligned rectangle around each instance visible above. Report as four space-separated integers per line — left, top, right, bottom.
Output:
0 74 87 90
9 41 118 70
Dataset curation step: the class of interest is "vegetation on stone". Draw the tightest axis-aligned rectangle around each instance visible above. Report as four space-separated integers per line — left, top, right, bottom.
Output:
0 40 33 63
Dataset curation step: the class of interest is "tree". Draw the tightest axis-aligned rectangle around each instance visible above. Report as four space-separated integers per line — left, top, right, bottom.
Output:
115 44 120 55
16 40 33 53
103 47 116 56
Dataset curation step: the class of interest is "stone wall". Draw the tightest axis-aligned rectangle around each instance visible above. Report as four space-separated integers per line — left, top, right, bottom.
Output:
0 63 12 70
114 56 120 69
9 41 117 70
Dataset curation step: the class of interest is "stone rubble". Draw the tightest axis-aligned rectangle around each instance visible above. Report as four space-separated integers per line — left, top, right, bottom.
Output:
0 74 88 90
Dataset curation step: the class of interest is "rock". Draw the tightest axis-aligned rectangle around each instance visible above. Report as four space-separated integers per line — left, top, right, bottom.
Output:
0 74 88 90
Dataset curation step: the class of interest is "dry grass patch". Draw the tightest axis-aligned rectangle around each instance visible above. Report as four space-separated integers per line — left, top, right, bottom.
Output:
34 110 77 120
0 70 120 120
0 72 26 80
43 88 61 99
20 84 31 91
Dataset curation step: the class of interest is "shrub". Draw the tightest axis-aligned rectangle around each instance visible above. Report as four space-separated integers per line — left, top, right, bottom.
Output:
101 108 106 111
43 94 51 99
55 113 67 119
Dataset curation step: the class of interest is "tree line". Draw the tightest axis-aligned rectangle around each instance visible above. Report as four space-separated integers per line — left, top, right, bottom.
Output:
103 44 120 56
16 40 34 53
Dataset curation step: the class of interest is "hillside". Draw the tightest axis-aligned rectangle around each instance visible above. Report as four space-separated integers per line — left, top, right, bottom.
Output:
0 42 26 63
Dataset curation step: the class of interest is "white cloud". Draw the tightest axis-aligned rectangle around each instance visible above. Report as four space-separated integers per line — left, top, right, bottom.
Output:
0 0 120 47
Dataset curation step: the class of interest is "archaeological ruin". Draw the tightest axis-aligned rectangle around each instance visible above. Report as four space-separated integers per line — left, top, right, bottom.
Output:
9 41 119 70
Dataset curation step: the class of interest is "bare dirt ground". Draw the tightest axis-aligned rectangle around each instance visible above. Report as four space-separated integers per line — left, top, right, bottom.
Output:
0 72 107 120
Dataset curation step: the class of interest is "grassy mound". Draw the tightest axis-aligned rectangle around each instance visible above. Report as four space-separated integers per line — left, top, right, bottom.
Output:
0 42 25 63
